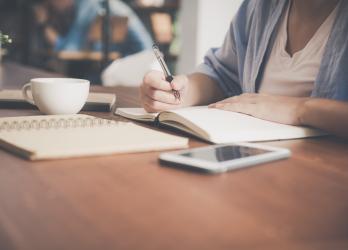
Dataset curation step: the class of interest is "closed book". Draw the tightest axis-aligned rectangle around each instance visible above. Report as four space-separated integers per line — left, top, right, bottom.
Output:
0 89 116 112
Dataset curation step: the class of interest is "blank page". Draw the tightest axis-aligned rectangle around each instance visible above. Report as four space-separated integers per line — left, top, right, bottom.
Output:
167 107 327 143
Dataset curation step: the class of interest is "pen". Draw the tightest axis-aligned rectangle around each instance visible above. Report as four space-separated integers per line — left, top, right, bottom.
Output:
152 44 181 100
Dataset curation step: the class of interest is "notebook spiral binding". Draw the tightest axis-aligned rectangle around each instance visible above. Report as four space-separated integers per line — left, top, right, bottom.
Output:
0 117 118 132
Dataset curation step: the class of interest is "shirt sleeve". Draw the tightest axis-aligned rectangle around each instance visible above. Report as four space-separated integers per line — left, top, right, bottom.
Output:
196 20 242 98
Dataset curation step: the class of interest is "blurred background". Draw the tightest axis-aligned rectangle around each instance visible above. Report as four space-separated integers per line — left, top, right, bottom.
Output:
0 0 243 85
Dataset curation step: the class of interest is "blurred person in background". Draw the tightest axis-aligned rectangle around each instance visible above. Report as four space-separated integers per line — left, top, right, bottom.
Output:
33 0 152 56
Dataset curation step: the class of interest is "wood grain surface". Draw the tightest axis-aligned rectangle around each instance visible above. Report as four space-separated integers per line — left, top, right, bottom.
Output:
0 63 347 250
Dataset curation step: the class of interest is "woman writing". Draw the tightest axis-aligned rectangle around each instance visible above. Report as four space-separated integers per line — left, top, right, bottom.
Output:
140 0 348 138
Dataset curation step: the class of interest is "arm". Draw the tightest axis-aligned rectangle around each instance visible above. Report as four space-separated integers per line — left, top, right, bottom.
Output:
141 17 242 112
183 73 225 107
141 0 258 112
209 94 348 139
300 98 348 139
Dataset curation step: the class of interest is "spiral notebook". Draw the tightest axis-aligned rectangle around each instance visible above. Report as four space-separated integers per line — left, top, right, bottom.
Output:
0 115 188 160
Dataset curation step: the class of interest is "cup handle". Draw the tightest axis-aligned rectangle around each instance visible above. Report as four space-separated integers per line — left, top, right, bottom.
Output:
22 83 35 105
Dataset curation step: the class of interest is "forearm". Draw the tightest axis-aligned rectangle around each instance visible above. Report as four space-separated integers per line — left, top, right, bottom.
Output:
184 73 224 107
300 98 348 138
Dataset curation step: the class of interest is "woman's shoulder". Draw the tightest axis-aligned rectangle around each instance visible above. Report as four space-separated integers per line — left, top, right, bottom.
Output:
233 0 287 41
238 0 287 19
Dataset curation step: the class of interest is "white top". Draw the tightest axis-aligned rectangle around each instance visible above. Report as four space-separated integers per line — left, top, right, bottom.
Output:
259 2 339 97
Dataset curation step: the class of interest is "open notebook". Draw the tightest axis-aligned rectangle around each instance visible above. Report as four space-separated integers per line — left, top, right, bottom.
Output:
115 106 327 143
0 115 188 160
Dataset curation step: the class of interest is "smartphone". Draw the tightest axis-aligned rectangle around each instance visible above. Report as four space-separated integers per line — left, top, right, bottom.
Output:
159 143 291 173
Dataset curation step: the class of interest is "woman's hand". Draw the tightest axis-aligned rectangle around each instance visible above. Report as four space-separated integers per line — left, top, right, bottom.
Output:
140 70 189 113
209 93 309 125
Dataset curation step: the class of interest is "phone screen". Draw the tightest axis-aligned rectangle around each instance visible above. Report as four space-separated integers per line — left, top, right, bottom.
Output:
179 145 271 163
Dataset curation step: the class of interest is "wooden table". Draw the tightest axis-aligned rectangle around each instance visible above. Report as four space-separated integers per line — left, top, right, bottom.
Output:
0 62 348 250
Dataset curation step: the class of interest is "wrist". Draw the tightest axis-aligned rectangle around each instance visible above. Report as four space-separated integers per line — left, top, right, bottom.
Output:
185 74 201 107
180 80 192 108
298 98 314 126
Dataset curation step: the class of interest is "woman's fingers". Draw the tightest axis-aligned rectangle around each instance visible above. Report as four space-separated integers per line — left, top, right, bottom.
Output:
141 83 181 104
145 86 181 105
212 102 258 117
143 71 188 91
209 93 263 108
141 95 180 113
209 93 265 116
140 71 189 112
140 70 189 112
171 75 188 91
143 71 174 91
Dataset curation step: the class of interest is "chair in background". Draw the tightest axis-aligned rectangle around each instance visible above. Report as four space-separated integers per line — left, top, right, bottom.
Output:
87 15 129 59
52 15 131 81
56 15 129 63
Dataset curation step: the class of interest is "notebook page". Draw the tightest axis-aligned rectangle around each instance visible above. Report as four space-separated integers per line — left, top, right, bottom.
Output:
115 108 158 122
166 107 326 143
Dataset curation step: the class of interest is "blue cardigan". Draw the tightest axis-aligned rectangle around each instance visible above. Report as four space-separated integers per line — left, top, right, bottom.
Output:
197 0 348 101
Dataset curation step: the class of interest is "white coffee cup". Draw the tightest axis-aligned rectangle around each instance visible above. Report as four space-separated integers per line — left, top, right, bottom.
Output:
22 78 90 115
